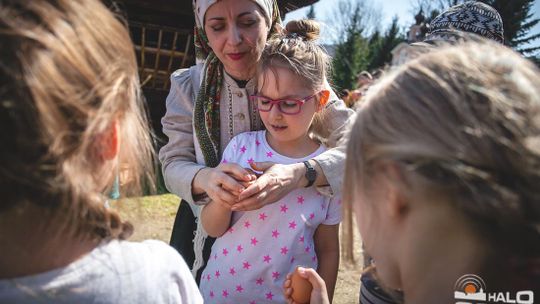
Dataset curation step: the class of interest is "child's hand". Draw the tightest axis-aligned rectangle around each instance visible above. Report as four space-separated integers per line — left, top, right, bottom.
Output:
232 168 259 194
283 267 330 304
233 162 300 211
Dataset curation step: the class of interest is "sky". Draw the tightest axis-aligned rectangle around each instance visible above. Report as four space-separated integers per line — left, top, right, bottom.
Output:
284 0 540 51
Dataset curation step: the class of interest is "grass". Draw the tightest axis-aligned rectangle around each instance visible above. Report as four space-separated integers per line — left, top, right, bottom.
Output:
111 194 363 304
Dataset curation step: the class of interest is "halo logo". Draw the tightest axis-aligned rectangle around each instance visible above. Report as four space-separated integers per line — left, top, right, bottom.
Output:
454 274 534 304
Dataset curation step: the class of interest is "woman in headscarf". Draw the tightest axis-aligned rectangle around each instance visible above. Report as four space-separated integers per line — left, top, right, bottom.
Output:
159 0 354 282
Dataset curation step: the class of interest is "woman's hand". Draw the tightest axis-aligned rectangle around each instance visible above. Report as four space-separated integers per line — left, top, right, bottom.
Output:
283 267 330 304
192 163 256 207
232 162 305 211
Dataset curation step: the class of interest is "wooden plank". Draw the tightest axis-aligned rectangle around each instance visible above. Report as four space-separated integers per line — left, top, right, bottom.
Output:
134 45 186 58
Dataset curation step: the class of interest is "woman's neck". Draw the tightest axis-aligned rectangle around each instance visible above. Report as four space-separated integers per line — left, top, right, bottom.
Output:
0 205 99 279
225 69 253 85
265 131 320 158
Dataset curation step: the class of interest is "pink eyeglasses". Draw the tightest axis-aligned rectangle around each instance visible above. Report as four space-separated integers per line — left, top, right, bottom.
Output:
249 92 320 115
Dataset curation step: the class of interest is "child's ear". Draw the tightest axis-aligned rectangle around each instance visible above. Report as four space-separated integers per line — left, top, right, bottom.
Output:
318 90 330 110
95 120 120 161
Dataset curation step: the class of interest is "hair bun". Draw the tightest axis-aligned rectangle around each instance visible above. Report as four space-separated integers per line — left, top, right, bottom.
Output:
285 19 320 41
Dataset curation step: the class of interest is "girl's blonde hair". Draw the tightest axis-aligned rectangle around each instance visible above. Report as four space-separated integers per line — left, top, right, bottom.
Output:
0 0 155 239
344 40 540 281
257 19 331 133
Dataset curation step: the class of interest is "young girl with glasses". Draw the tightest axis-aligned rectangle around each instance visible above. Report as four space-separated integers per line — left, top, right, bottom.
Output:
199 19 341 303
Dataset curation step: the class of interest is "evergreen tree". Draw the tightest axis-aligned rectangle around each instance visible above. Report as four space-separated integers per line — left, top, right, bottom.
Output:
368 17 405 70
331 4 369 91
481 0 540 56
367 30 381 69
306 5 316 20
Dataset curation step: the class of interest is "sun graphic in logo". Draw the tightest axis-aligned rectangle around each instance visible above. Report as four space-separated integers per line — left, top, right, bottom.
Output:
454 274 487 301
464 283 476 294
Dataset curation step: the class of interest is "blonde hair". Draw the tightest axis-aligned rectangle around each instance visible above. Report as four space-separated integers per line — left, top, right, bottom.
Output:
257 19 331 133
343 41 540 279
0 0 155 239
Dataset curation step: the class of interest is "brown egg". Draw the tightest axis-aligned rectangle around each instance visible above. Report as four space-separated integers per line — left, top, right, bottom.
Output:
291 267 312 304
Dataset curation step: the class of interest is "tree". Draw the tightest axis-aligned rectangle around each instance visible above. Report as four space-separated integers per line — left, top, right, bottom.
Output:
306 5 316 20
485 0 540 56
368 17 405 70
327 0 381 43
331 2 370 91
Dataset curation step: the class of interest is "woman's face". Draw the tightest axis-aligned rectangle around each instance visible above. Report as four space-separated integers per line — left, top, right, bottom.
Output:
204 0 270 80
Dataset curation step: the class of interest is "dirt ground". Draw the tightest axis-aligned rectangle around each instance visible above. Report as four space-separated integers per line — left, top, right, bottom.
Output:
112 194 363 304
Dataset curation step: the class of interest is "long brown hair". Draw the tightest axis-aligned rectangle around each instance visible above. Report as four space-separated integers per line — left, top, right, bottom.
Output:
343 40 540 283
0 0 155 239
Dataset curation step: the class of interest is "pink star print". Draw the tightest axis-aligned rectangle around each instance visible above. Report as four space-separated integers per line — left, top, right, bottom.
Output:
243 261 251 269
222 290 229 298
299 236 305 243
244 220 251 228
271 229 280 238
210 291 214 298
312 255 317 262
236 285 244 293
207 274 211 281
222 248 229 256
263 255 272 263
290 257 296 264
309 212 315 220
240 145 247 153
250 301 256 304
266 291 274 300
248 157 254 164
272 271 280 280
222 159 228 164
280 204 289 213
229 267 236 275
215 270 221 278
227 227 234 234
237 245 243 253
255 139 261 146
297 196 305 204
266 151 273 158
256 277 264 285
289 220 297 229
305 246 311 253
259 212 268 221
250 237 258 246
280 246 289 255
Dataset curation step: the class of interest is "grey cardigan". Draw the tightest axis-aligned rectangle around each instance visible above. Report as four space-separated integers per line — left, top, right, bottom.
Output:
159 64 354 205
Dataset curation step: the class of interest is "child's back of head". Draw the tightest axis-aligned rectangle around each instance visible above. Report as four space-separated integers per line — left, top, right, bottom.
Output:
345 40 540 292
0 0 154 239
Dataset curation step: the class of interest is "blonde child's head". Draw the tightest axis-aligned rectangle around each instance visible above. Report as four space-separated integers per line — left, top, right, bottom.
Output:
255 19 331 138
344 40 540 289
0 0 154 239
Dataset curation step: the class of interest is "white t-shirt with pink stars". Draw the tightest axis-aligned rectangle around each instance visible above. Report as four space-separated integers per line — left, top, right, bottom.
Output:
200 130 342 304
